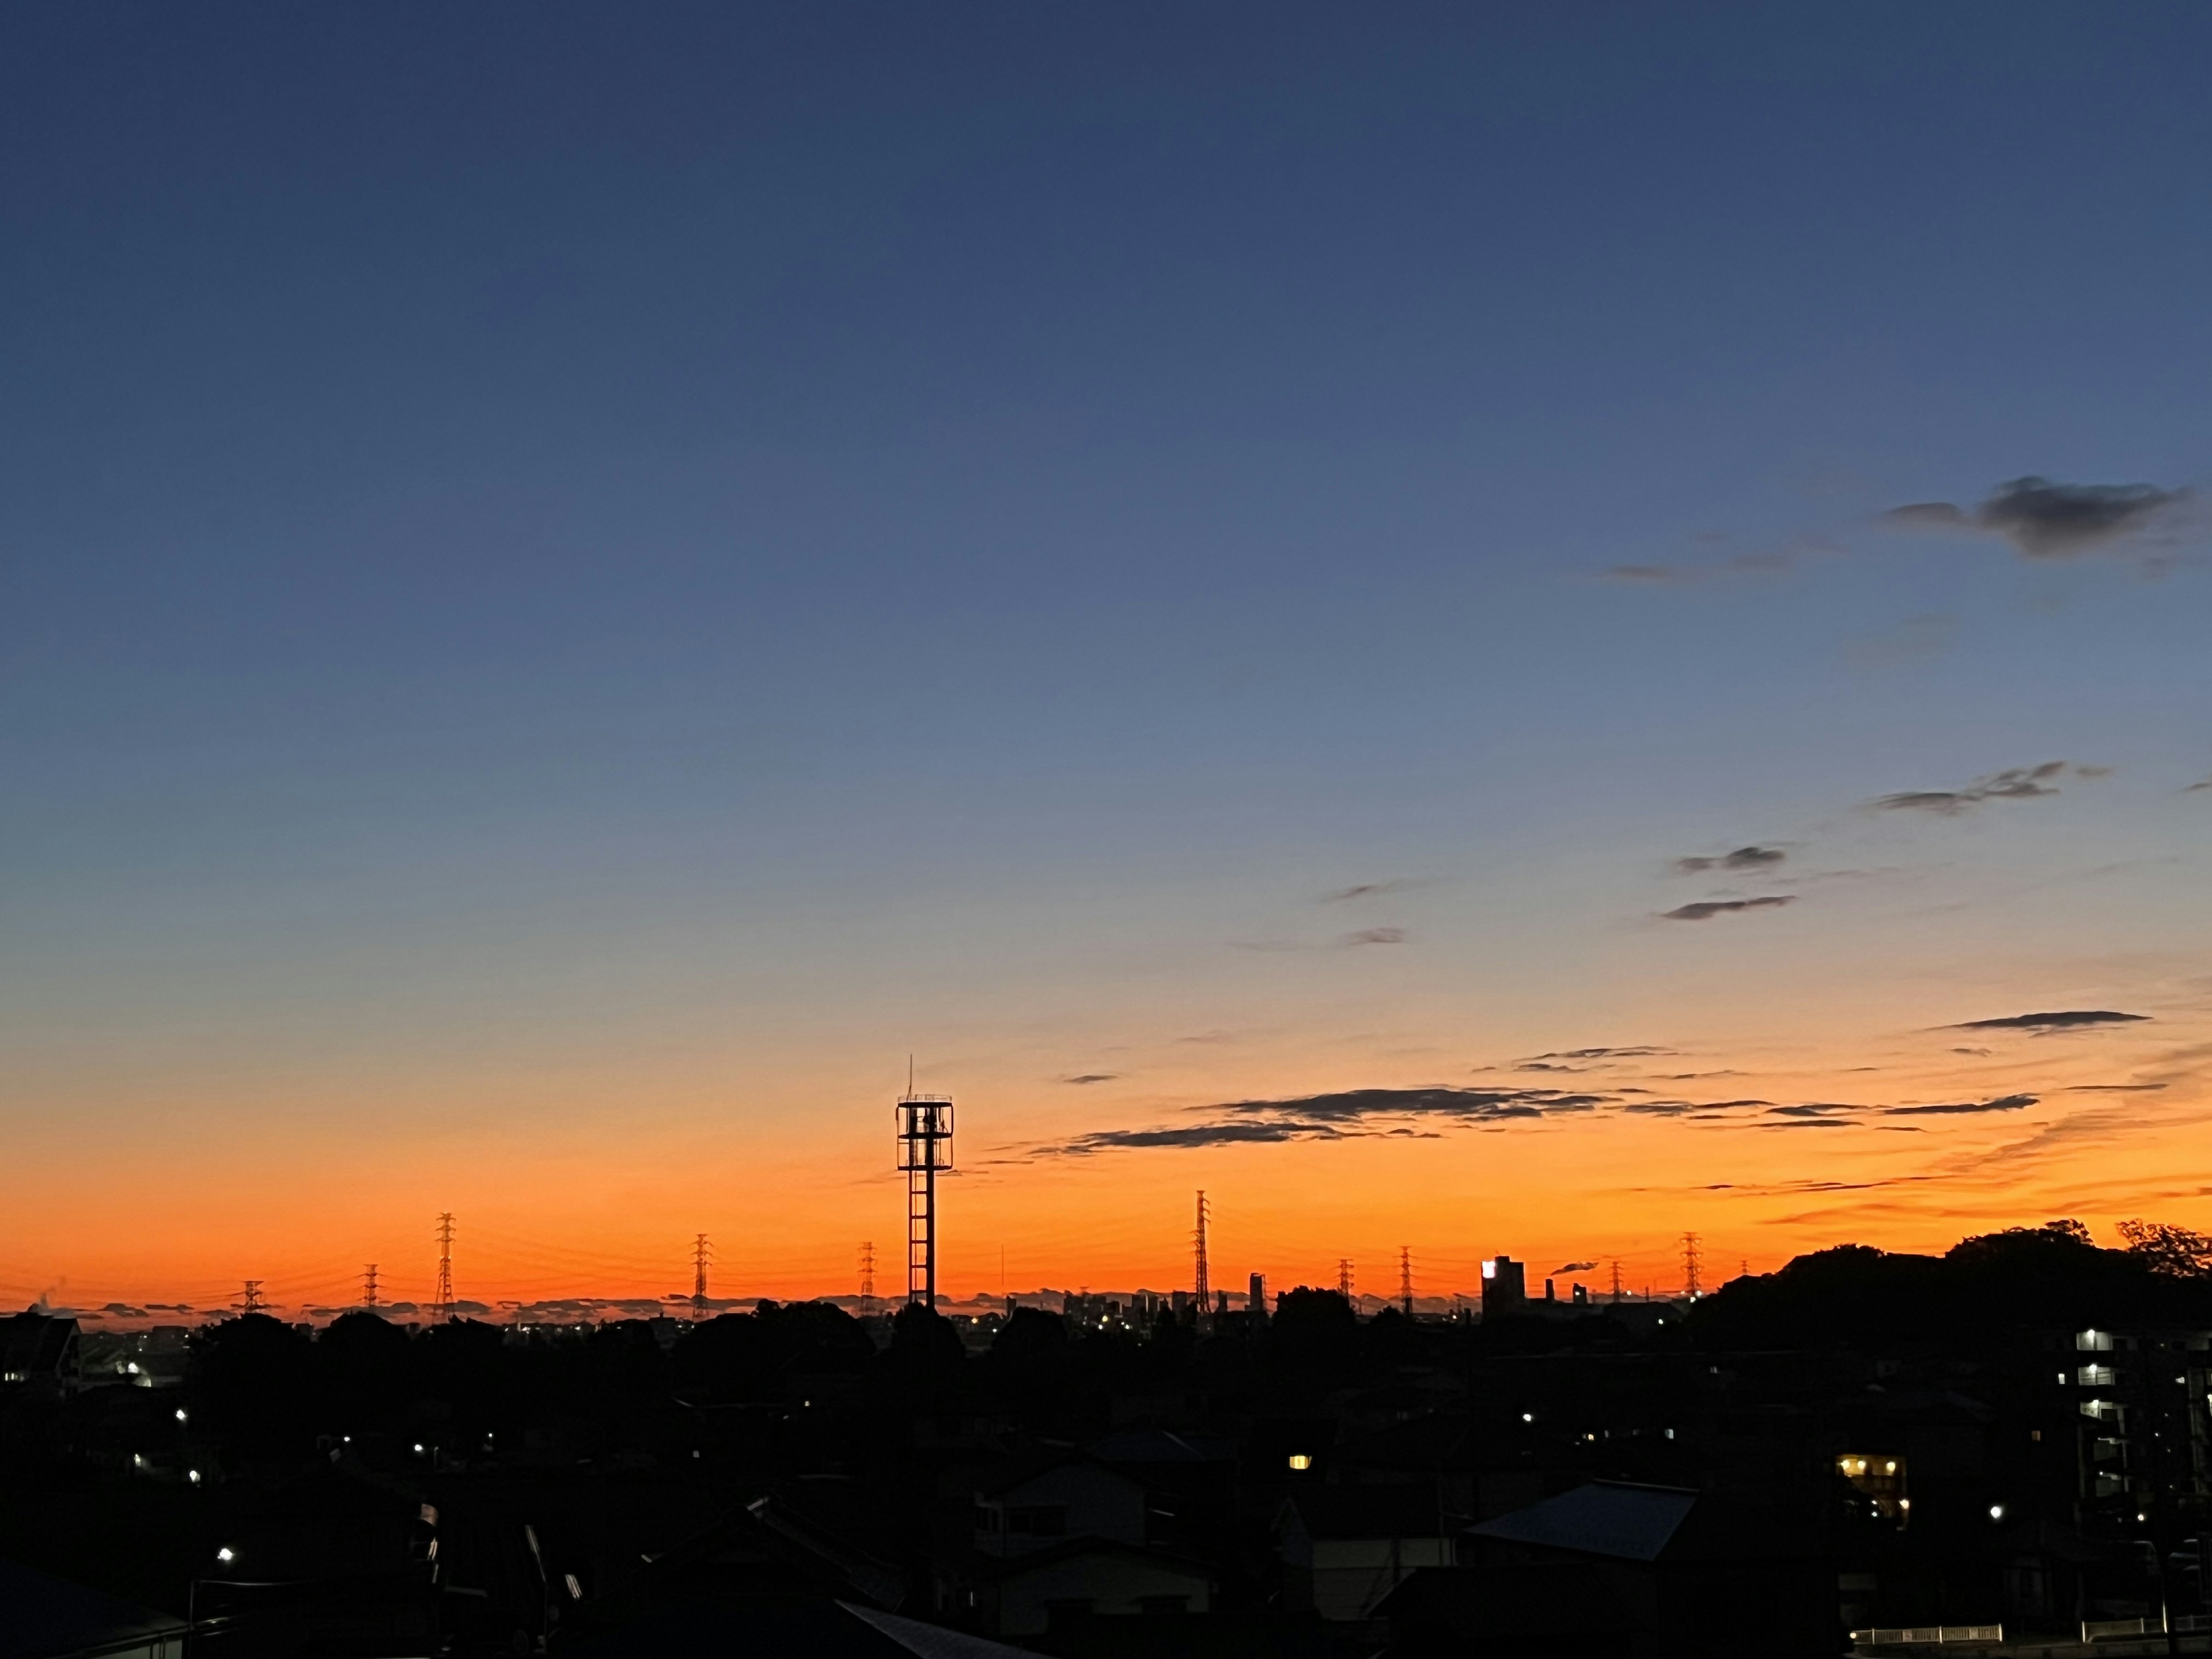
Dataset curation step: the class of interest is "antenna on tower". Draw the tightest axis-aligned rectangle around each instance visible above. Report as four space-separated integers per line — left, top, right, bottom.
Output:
895 1080 953 1309
691 1234 711 1322
1192 1192 1210 1328
858 1242 877 1316
1337 1258 1355 1304
434 1213 456 1322
241 1280 265 1317
1399 1246 1414 1319
1681 1231 1703 1300
362 1264 380 1311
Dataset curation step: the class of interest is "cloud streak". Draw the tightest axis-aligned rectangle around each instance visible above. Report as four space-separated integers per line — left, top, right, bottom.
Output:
1950 1010 2149 1032
1675 846 1786 874
1884 476 2190 559
1661 896 1794 921
1872 760 2103 815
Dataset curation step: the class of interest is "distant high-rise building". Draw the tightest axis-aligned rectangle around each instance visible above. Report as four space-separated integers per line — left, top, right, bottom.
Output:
1481 1255 1526 1320
1248 1272 1267 1318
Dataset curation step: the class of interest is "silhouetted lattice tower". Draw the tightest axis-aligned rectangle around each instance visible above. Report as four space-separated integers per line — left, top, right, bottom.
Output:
691 1234 711 1322
1192 1191 1210 1319
362 1264 380 1310
896 1092 954 1308
1399 1246 1414 1318
434 1213 456 1321
1337 1258 1355 1302
241 1280 265 1316
1681 1231 1702 1300
858 1242 877 1316
1609 1260 1624 1304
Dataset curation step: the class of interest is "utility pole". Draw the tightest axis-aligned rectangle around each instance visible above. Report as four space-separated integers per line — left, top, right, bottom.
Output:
241 1280 265 1316
1192 1192 1210 1327
362 1264 380 1311
858 1242 877 1316
1681 1232 1702 1300
691 1234 711 1322
1337 1258 1355 1304
1399 1246 1414 1319
434 1213 456 1322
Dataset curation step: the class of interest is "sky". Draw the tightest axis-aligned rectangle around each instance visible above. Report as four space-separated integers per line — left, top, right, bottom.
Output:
3 3 2210 1321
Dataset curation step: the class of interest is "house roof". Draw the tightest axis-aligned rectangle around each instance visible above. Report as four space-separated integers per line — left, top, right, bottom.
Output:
970 1451 1138 1501
1282 1484 1452 1541
968 1536 1214 1586
0 1314 76 1380
1467 1481 1698 1563
0 1556 186 1659
1085 1428 1234 1465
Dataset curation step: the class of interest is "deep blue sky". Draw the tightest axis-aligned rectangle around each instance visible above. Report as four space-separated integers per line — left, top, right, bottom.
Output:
4 5 2210 1300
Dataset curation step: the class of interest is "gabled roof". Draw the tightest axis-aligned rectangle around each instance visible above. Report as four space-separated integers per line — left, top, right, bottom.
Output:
1467 1481 1698 1562
0 1313 77 1380
1085 1428 1234 1465
967 1536 1214 1586
970 1450 1139 1501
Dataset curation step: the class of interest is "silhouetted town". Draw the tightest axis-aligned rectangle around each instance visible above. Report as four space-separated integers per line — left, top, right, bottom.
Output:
11 1218 2212 1657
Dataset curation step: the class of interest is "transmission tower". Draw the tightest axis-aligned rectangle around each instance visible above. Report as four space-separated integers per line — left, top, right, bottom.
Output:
1192 1191 1210 1323
1337 1258 1355 1302
1399 1246 1414 1319
1609 1260 1624 1304
858 1242 877 1316
895 1088 954 1308
362 1264 380 1310
1681 1231 1703 1300
691 1234 711 1322
241 1280 265 1316
434 1213 456 1321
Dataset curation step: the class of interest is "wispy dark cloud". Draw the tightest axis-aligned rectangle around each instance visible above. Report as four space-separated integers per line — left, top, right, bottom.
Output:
1661 896 1794 921
1339 927 1407 948
1061 1073 1120 1085
1950 1010 2150 1032
2066 1083 2167 1093
1554 1260 1597 1274
1872 760 2104 815
1675 846 1786 874
1223 1086 1609 1124
1883 1093 2039 1117
2187 777 2212 795
1883 476 2190 559
1597 537 1838 586
1320 879 1430 903
1045 1121 1354 1156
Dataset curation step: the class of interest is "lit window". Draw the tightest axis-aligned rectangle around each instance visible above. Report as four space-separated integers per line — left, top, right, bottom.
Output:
1286 1453 1313 1472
